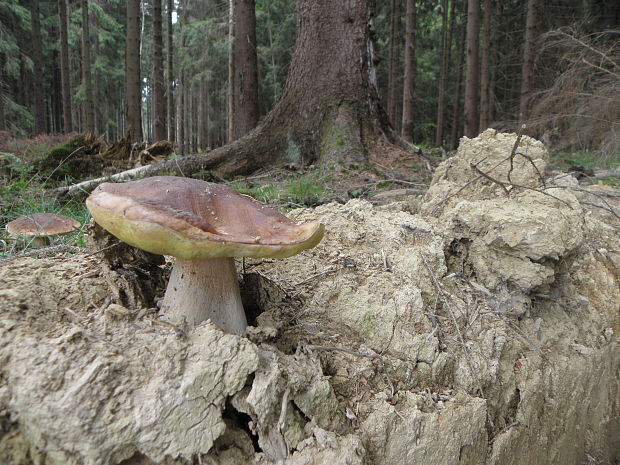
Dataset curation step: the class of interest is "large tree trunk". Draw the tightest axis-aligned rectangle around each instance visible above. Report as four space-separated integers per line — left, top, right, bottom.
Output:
30 0 46 135
152 0 166 141
229 0 259 140
400 0 417 142
126 0 143 142
519 0 543 122
463 0 480 138
58 0 73 133
81 0 94 132
57 0 417 196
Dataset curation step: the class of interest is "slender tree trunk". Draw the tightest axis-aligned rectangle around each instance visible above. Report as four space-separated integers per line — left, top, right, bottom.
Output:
386 0 400 127
126 0 143 142
140 1 148 141
450 3 467 150
0 55 5 131
230 0 259 141
479 0 491 130
177 75 185 154
227 0 235 143
176 1 186 153
81 0 94 132
166 0 174 142
205 76 212 150
152 0 166 141
93 15 102 133
197 78 203 150
51 62 62 132
401 0 417 142
519 0 543 122
30 0 46 135
463 0 480 138
434 0 453 147
189 83 195 152
185 81 190 151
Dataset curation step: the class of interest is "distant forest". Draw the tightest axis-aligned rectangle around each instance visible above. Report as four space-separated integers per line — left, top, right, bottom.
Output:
1 0 619 157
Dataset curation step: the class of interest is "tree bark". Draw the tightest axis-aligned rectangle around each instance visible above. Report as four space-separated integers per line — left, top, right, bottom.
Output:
126 0 143 142
81 0 94 132
58 0 73 133
401 0 417 142
450 2 467 150
519 0 543 122
30 0 46 135
479 0 491 131
166 0 174 142
175 0 185 153
386 0 400 127
176 75 185 155
92 13 102 133
227 0 235 143
57 0 419 196
463 0 480 138
152 0 166 141
434 0 453 147
230 0 259 141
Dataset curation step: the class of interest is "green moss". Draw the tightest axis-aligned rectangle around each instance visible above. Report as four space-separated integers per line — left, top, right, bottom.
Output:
359 311 380 337
34 135 101 182
318 105 366 170
285 134 302 164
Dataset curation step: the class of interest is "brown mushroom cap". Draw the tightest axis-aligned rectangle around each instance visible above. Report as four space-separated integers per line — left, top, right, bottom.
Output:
6 213 81 238
86 176 324 259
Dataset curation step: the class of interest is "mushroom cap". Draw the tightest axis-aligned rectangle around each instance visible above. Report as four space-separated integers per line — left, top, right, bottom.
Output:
85 176 325 259
6 213 81 238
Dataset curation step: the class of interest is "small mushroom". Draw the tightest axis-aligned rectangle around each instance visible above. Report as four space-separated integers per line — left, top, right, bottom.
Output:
5 213 81 247
86 176 324 335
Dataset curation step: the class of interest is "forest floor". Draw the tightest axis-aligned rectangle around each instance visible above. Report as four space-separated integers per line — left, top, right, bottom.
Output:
1 132 618 262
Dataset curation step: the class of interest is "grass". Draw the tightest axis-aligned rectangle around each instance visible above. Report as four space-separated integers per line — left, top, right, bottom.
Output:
1 183 90 257
230 173 332 208
1 139 92 258
549 150 620 170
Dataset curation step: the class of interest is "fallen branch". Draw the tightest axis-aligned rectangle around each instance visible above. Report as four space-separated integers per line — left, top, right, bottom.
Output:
546 185 620 219
51 137 250 197
593 170 620 179
470 163 511 196
506 125 526 185
306 345 383 359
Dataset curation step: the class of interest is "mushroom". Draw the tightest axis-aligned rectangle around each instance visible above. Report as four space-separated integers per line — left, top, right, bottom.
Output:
6 213 81 247
85 176 324 335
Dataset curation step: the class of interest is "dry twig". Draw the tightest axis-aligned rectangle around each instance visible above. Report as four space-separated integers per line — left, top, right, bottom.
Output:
306 345 383 360
0 245 87 265
420 253 485 398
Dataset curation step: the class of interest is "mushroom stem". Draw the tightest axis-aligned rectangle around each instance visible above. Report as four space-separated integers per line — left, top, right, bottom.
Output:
161 257 247 334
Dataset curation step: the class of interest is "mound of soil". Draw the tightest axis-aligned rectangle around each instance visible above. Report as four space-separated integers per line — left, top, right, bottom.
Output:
0 131 618 465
